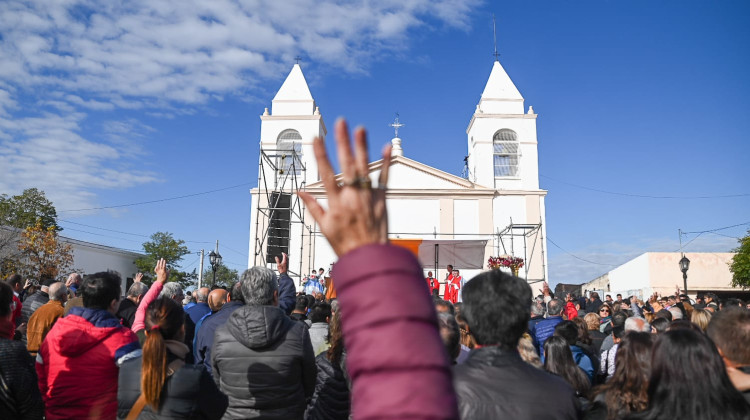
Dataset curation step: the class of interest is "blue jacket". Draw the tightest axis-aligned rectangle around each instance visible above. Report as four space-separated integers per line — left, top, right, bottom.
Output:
570 345 594 382
194 301 243 372
186 302 211 325
278 273 295 316
533 316 563 356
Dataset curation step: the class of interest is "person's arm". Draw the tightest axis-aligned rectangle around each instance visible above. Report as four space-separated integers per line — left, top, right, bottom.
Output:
301 328 316 399
298 119 458 420
132 261 167 333
275 253 296 315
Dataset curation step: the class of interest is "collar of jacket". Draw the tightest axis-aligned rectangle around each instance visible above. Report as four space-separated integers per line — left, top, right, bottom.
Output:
67 306 122 328
465 346 523 367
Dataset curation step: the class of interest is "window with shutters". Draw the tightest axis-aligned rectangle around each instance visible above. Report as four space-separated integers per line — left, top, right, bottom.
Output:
493 129 519 177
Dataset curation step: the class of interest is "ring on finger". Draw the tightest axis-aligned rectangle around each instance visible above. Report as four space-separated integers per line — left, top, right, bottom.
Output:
342 176 371 190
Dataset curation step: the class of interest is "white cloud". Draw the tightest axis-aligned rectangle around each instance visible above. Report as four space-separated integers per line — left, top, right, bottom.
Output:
0 0 479 211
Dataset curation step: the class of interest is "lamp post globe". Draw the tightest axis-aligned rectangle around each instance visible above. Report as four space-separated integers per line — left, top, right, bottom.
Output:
679 255 690 296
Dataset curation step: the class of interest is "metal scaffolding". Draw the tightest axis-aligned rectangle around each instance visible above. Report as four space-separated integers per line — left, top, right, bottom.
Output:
252 146 312 278
496 219 546 284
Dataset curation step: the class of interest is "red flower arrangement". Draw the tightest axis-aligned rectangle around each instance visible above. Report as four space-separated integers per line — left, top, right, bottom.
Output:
487 256 525 276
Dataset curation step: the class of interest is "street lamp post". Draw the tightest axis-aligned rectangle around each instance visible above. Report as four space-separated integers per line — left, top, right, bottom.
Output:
679 254 690 296
209 250 222 288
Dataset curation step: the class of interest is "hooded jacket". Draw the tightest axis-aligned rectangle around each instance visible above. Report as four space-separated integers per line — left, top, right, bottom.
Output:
36 306 140 420
212 304 316 419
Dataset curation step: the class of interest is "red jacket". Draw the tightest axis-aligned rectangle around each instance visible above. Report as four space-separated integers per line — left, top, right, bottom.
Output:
564 301 578 320
426 277 440 294
36 307 140 420
336 244 458 419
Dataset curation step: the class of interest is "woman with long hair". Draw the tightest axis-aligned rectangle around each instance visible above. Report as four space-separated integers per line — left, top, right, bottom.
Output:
584 313 607 353
625 329 750 420
518 333 543 369
544 336 591 398
305 310 350 420
598 304 614 334
585 332 653 420
118 297 227 419
690 308 712 332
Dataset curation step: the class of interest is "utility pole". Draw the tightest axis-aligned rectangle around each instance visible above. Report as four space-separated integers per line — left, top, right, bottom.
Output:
198 249 205 289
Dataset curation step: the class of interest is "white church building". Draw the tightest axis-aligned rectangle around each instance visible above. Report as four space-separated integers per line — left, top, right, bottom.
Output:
248 59 549 288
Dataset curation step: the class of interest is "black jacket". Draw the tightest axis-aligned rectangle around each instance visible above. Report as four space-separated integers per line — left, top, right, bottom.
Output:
586 298 603 314
0 338 44 420
21 291 49 323
305 352 350 420
117 351 227 419
212 305 316 420
453 346 579 420
116 298 138 328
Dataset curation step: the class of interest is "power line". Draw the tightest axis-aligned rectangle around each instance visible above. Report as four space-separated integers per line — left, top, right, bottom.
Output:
682 221 750 234
58 182 253 213
546 237 618 267
540 175 750 199
59 219 214 244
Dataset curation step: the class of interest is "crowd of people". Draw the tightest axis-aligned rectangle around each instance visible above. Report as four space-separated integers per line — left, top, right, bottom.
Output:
0 119 749 419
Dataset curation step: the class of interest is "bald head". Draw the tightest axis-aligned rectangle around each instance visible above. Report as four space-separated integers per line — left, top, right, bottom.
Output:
49 282 68 302
208 289 228 312
195 287 210 303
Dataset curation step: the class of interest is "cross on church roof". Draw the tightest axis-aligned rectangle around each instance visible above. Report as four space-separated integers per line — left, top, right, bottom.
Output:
389 113 405 137
295 55 302 64
493 14 500 62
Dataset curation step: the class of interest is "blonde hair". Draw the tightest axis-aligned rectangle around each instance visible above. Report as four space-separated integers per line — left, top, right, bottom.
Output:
584 312 600 330
691 309 712 332
456 314 476 349
517 333 542 369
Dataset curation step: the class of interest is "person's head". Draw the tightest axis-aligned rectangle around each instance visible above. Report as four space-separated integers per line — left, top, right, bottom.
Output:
707 307 750 368
126 282 149 303
624 316 651 333
690 308 712 332
318 268 324 275
229 282 244 303
455 313 476 349
584 313 600 330
310 301 332 324
667 306 683 321
598 303 612 318
142 297 186 410
81 271 122 313
594 332 654 416
616 293 623 302
294 295 309 312
546 298 563 317
48 282 68 303
572 316 592 345
461 269 531 349
240 266 278 306
437 312 460 362
590 291 600 302
435 299 455 315
329 298 339 315
66 272 82 286
194 287 210 303
650 316 670 334
314 291 324 301
0 282 13 321
543 336 590 395
611 311 629 340
452 269 460 276
446 264 453 272
553 320 579 346
427 271 433 277
207 289 228 312
326 310 345 365
530 301 545 318
5 274 22 293
606 294 613 303
644 329 750 419
158 282 184 303
517 333 542 369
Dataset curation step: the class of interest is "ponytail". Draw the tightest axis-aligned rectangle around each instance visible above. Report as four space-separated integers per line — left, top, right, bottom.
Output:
141 325 167 410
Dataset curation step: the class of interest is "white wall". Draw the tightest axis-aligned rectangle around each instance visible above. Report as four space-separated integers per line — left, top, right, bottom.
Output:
63 238 142 296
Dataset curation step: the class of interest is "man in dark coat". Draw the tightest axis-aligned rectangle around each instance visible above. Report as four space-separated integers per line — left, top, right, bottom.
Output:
585 291 604 314
194 282 244 372
115 281 148 328
20 278 52 323
453 270 579 420
212 264 315 419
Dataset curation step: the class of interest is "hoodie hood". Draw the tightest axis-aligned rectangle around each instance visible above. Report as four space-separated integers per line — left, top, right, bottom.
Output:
226 305 292 349
54 307 123 356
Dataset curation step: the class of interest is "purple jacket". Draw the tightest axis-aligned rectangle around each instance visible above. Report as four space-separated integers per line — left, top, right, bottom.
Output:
335 244 459 419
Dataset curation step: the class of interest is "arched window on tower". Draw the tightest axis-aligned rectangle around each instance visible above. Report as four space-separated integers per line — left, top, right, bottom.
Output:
276 129 302 175
493 129 519 177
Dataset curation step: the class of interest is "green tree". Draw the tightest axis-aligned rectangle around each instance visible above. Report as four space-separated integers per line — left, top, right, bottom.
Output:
202 264 239 289
0 188 60 231
729 229 750 289
135 232 191 283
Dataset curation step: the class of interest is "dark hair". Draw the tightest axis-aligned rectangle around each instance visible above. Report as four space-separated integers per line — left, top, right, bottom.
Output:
591 332 653 420
437 312 460 361
636 329 750 420
142 297 185 410
435 299 455 315
707 306 750 366
326 310 344 366
462 269 531 348
229 282 244 303
611 311 629 339
305 294 315 309
554 320 579 346
572 317 592 346
310 302 332 323
650 316 669 334
5 274 22 288
543 336 590 396
295 295 309 311
0 282 13 318
725 298 742 308
81 271 122 310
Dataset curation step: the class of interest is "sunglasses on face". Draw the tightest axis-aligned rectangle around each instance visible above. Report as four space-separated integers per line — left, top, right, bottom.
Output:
599 309 610 314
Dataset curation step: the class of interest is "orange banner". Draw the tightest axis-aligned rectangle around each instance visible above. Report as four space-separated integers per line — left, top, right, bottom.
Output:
390 239 423 257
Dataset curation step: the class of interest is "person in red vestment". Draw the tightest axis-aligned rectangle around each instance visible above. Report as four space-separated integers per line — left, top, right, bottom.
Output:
443 265 455 302
425 271 439 295
447 270 463 304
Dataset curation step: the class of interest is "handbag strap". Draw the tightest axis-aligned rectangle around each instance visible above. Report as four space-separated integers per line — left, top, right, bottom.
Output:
125 358 184 420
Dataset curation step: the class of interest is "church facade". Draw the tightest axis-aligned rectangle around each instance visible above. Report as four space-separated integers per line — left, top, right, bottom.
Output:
248 60 548 287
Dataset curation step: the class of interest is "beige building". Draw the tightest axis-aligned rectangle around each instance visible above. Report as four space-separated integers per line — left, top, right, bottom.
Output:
581 252 747 300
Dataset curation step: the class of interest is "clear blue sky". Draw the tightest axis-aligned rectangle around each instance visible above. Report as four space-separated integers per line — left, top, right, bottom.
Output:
1 0 748 286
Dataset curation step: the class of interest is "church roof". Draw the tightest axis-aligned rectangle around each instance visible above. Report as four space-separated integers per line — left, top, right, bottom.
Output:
480 60 523 101
273 64 313 102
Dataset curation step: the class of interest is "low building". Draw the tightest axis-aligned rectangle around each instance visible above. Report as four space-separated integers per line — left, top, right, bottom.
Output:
60 236 142 295
580 252 748 301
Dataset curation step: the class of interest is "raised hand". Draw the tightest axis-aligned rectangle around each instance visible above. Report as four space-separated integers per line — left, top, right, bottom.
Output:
134 273 143 283
298 119 392 257
154 258 169 284
275 253 288 275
